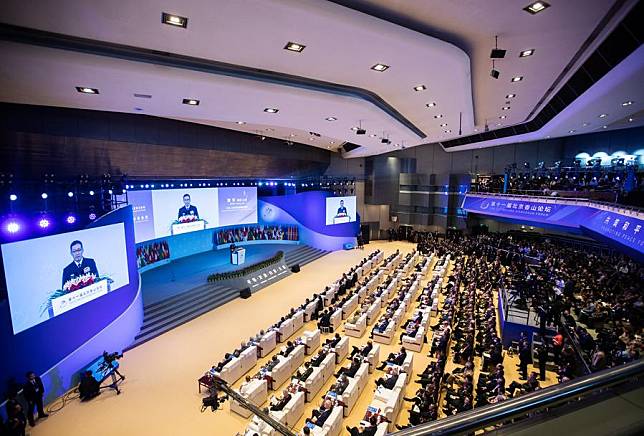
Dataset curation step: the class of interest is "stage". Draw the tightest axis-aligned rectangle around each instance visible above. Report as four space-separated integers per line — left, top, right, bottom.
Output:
140 244 301 306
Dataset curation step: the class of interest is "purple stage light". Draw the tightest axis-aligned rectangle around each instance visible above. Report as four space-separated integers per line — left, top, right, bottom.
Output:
88 212 97 221
38 218 50 228
66 215 77 224
6 221 20 234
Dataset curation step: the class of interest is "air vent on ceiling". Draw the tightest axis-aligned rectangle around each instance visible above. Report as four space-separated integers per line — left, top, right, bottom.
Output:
133 93 152 99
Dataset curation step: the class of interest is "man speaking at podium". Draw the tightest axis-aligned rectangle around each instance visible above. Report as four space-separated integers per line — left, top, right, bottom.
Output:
62 240 99 289
178 193 199 220
337 199 348 216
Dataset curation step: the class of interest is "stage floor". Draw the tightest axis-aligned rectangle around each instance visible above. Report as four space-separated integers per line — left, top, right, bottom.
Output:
141 244 300 305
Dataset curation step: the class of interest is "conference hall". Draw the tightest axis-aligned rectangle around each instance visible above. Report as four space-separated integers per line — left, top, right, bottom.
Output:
0 1 642 435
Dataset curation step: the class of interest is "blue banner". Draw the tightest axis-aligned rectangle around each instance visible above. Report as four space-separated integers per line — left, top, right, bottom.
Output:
463 194 644 258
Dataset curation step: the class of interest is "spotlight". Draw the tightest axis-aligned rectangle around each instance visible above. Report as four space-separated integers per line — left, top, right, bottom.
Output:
38 218 50 229
76 86 99 94
356 128 366 135
66 215 77 224
162 12 188 28
41 192 48 199
6 221 20 234
490 36 506 58
89 190 95 196
88 212 97 221
9 194 17 201
524 1 550 15
182 98 200 106
67 191 74 198
490 69 500 79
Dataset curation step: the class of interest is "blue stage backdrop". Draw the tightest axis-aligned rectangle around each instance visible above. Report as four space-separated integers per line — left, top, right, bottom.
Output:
134 191 360 269
259 191 360 251
463 194 644 261
0 206 143 404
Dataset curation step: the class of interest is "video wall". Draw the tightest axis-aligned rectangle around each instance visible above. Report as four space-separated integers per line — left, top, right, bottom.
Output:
1 223 130 334
128 187 258 242
325 196 357 225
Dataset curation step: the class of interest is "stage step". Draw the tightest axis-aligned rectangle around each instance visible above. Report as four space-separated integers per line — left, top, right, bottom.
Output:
126 284 239 350
284 245 329 268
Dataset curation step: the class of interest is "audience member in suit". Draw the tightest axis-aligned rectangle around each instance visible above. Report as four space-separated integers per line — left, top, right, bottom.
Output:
23 372 48 426
306 399 334 427
375 367 399 389
377 347 406 370
336 357 361 378
269 390 292 411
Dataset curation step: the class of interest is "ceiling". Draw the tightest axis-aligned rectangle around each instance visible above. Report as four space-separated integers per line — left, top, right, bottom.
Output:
0 0 640 157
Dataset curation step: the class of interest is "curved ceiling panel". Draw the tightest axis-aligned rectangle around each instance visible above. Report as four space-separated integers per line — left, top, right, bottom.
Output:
1 0 474 154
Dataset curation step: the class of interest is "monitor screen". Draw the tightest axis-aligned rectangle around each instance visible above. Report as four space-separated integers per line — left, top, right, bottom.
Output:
325 196 357 225
129 187 258 242
1 223 130 334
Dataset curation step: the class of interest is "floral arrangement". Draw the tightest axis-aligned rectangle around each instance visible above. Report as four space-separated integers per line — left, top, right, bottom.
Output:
40 275 113 317
207 251 284 282
178 215 198 223
63 273 96 293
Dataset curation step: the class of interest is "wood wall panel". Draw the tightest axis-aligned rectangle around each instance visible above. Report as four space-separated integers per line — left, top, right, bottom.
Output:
0 131 327 179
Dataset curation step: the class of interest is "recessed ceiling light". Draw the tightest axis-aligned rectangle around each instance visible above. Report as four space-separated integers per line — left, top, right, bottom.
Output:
569 129 576 133
133 93 152 99
603 125 608 129
474 128 478 132
330 141 335 144
76 86 99 94
369 134 377 138
599 113 608 118
506 94 516 99
502 106 511 110
284 42 306 53
629 118 634 122
289 133 296 137
309 137 315 141
264 108 279 113
265 128 275 132
236 121 246 125
371 63 389 72
434 114 443 119
519 49 535 58
325 117 337 121
622 101 634 106
444 130 452 133
583 122 590 127
413 85 426 92
182 98 199 105
351 126 359 131
524 1 550 15
511 76 524 82
440 123 448 127
500 115 507 119
497 123 502 126
162 12 188 28
426 102 437 108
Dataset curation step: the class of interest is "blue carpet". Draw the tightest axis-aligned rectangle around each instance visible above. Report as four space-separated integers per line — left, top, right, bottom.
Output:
141 244 299 305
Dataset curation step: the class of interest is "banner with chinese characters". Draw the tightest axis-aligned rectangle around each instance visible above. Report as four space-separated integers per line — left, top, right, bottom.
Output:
581 210 644 255
463 194 643 257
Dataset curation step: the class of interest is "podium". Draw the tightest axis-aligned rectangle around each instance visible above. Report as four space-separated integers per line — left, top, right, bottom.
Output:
171 220 206 235
333 215 351 224
231 247 246 265
51 279 109 316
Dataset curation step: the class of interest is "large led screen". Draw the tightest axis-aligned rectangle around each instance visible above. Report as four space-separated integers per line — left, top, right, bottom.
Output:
129 187 258 242
1 223 130 334
325 196 357 225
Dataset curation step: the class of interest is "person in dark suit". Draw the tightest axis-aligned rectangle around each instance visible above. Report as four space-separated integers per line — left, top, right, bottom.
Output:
307 399 334 427
177 193 199 220
62 240 99 289
336 357 361 378
336 200 348 216
23 372 47 426
78 371 101 401
375 371 399 390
